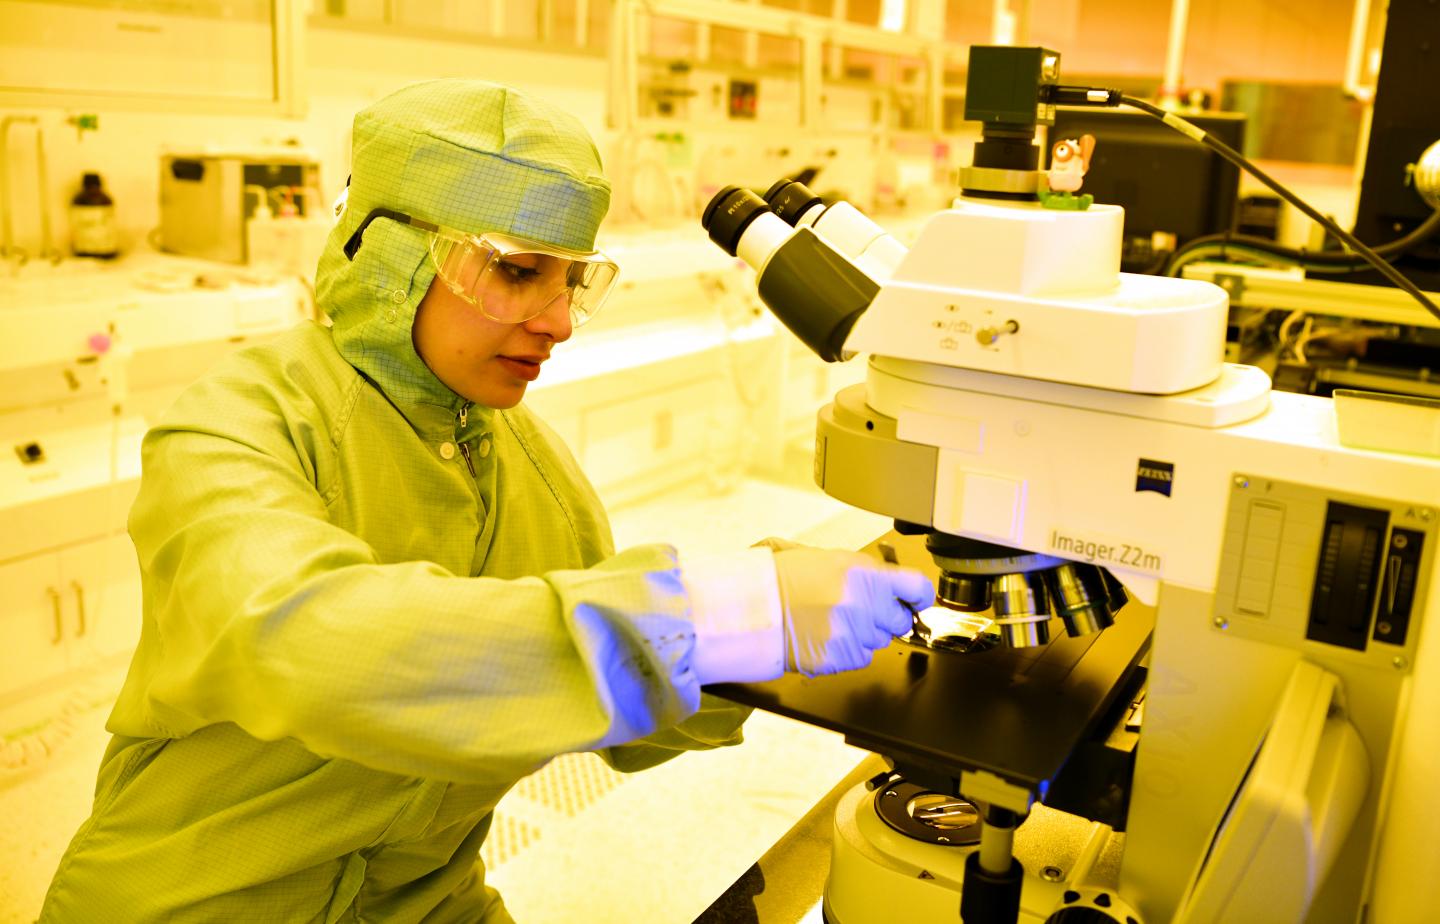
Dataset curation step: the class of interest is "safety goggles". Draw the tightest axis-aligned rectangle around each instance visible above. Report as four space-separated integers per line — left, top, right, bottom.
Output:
344 207 619 327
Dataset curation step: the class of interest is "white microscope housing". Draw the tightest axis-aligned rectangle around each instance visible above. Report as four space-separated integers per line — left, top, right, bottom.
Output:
701 154 1439 921
848 199 1227 396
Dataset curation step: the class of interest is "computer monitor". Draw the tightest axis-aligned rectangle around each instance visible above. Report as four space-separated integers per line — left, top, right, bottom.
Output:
1047 107 1247 272
1350 0 1440 292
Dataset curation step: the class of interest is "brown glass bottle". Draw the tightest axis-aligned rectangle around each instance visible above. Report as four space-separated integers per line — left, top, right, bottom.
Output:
71 172 119 258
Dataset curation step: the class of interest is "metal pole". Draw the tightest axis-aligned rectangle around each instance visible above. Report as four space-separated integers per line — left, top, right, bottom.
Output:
1161 0 1191 104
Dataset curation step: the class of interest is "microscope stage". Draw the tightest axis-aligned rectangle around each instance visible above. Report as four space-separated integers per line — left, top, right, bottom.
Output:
708 531 1153 797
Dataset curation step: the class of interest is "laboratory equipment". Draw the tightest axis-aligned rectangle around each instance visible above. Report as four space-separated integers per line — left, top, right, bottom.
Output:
702 43 1439 924
1167 0 1439 404
243 185 332 281
158 148 321 264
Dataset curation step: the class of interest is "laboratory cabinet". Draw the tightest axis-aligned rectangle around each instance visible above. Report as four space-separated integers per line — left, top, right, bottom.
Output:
0 532 142 709
528 323 783 508
0 419 147 716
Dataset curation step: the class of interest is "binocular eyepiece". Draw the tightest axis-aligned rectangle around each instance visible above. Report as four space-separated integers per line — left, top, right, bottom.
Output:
700 183 880 363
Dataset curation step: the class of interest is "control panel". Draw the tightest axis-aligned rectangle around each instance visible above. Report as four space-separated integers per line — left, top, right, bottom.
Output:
1213 474 1436 669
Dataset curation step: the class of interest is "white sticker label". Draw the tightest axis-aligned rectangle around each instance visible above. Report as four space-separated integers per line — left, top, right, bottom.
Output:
1049 528 1164 576
70 205 117 254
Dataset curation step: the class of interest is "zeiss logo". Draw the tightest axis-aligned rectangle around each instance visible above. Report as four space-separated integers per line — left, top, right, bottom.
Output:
1136 459 1175 496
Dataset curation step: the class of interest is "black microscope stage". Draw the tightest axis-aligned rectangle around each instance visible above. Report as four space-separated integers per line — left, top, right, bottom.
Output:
707 531 1154 801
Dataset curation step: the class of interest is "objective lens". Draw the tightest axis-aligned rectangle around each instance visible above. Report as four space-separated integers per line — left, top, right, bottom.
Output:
991 572 1051 648
1101 569 1129 613
1043 563 1115 638
937 570 992 612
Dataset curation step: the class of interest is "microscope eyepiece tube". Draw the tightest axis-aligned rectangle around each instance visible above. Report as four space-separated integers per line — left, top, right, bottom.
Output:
809 201 908 278
698 186 800 278
761 177 907 279
702 186 881 363
735 213 796 275
753 229 880 362
764 178 826 226
701 186 771 257
811 200 887 251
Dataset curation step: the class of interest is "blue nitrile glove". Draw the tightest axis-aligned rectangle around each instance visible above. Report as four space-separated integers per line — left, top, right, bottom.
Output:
772 547 935 677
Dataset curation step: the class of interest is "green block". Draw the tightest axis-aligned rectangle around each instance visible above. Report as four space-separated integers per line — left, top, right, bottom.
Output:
1039 190 1094 211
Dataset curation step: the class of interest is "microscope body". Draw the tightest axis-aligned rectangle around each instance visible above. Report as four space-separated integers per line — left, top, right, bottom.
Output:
700 41 1439 919
707 184 1439 922
835 200 1439 921
817 347 1437 924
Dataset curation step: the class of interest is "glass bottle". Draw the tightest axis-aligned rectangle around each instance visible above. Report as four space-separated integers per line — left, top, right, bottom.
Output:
71 172 119 258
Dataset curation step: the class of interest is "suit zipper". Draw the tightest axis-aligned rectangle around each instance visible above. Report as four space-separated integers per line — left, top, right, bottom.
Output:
455 402 476 476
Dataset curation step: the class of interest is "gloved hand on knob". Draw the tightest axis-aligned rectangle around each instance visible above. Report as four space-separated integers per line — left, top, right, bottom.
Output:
771 547 935 677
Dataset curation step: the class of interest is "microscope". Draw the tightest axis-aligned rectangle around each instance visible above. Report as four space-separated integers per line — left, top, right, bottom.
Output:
701 46 1440 923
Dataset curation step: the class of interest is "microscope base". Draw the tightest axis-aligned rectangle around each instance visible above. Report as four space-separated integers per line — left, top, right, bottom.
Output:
822 781 1144 924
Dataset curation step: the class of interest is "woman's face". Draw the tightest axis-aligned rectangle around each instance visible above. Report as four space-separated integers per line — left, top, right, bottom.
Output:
411 266 573 409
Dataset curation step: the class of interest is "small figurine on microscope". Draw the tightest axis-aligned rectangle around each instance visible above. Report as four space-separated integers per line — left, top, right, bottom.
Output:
1040 133 1096 210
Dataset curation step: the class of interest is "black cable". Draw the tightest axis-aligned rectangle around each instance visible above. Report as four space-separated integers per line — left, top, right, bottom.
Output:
1140 251 1173 275
1171 240 1425 279
1165 208 1440 272
1117 95 1440 323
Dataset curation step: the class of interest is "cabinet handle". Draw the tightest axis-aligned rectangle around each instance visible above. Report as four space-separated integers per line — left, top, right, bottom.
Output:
71 580 87 637
47 587 63 644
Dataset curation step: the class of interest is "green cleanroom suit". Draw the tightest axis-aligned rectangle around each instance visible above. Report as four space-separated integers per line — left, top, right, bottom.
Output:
41 82 777 922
